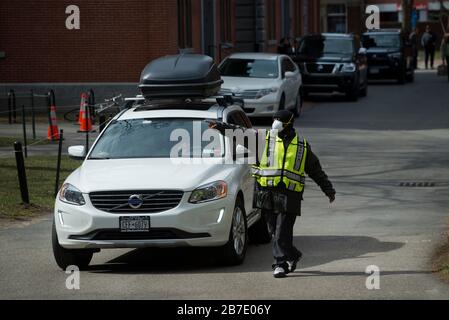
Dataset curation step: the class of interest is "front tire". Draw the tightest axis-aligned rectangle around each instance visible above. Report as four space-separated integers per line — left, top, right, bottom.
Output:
52 220 94 270
220 198 248 265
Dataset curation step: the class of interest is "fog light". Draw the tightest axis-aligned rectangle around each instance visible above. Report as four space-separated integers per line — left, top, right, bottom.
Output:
217 208 225 223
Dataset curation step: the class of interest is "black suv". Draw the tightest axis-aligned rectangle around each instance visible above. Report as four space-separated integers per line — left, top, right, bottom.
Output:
294 33 368 101
362 29 414 84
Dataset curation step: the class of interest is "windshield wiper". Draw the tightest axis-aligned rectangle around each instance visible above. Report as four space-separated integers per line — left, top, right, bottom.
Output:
89 156 110 160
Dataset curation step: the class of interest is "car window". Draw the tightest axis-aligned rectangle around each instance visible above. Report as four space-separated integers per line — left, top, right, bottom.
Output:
219 58 279 79
227 111 247 128
299 37 354 55
362 34 401 49
89 118 224 159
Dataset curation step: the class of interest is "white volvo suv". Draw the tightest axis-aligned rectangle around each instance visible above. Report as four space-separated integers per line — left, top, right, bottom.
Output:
52 99 271 270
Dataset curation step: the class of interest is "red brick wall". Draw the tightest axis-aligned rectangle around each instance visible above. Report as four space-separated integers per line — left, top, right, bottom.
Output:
0 0 179 83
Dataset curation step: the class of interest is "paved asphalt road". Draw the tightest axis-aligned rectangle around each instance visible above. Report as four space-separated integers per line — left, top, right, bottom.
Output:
1 71 449 299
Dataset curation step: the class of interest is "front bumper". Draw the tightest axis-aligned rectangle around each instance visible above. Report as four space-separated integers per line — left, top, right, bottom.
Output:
302 73 356 93
242 95 279 117
54 192 235 249
367 59 402 79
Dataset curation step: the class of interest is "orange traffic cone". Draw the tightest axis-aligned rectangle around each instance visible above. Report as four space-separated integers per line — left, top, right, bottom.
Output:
47 105 60 141
79 98 92 132
78 93 88 125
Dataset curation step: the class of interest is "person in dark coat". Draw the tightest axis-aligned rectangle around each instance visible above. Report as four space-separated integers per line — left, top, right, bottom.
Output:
421 25 438 69
208 110 336 278
255 110 335 277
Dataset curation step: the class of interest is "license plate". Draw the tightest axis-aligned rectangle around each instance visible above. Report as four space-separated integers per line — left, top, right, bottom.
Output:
119 216 150 232
370 68 380 74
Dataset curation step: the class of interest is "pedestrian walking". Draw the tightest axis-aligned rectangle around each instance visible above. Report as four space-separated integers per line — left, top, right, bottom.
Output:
441 33 449 82
421 25 438 69
252 110 336 278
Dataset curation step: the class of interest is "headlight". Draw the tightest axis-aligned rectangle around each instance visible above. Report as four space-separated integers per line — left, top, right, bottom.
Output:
388 52 402 59
59 183 86 206
189 181 228 204
341 63 356 73
255 87 278 99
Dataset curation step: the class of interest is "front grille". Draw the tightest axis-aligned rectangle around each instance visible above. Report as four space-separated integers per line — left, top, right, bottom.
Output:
69 228 211 241
306 63 335 74
89 190 183 214
219 88 260 99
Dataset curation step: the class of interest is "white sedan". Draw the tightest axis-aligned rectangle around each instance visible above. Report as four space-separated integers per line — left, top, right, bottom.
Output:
218 53 303 117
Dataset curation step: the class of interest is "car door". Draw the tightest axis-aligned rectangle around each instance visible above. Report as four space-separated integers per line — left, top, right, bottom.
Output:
226 110 255 216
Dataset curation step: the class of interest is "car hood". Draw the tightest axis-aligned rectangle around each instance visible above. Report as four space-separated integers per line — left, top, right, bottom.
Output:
220 76 278 91
66 158 234 193
295 53 353 63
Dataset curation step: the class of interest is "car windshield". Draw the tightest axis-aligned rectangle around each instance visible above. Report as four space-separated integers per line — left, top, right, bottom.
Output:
219 58 278 78
298 37 354 55
89 118 224 159
362 34 401 49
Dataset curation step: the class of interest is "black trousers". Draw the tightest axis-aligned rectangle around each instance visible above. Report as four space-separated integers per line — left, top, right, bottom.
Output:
424 46 435 68
266 210 302 269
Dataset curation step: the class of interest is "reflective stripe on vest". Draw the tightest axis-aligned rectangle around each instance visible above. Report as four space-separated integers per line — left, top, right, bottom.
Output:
252 132 307 193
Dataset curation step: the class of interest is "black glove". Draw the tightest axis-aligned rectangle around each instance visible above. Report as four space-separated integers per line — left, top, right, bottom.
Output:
327 193 336 203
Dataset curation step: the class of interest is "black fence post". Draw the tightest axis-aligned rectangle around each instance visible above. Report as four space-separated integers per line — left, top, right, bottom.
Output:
99 114 106 133
7 90 12 124
14 141 30 204
88 89 95 125
30 89 36 140
21 105 27 158
54 129 63 197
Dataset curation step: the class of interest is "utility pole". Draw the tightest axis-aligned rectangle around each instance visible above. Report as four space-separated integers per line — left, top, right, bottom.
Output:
402 0 414 32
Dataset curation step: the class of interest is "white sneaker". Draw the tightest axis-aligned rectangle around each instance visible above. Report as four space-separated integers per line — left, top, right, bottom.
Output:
287 256 301 273
273 266 286 278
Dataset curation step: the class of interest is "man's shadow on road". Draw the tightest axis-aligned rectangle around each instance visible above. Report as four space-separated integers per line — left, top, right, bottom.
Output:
87 235 418 276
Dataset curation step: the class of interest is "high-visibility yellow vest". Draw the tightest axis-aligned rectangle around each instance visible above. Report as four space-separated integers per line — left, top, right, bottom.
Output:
252 131 307 193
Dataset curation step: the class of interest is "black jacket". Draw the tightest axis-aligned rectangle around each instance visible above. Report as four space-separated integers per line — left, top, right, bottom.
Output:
257 129 335 215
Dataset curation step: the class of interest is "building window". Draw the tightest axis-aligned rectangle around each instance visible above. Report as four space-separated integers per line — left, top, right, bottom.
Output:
327 4 346 33
267 0 276 40
178 0 192 49
380 12 399 23
220 0 232 43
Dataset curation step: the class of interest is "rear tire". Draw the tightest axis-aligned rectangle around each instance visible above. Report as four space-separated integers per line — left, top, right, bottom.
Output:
52 220 94 270
249 210 272 244
220 198 248 266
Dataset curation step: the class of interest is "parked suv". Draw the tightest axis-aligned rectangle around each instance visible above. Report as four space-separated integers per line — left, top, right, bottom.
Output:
362 29 414 84
52 54 271 270
295 33 368 101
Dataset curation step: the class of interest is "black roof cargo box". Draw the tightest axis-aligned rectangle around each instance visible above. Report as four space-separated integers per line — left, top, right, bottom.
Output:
139 54 223 99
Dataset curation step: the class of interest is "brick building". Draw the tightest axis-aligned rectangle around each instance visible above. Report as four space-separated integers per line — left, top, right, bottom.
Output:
320 0 449 36
0 0 321 87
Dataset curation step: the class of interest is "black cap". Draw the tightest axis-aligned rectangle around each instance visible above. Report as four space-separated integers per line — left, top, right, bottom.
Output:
273 109 294 124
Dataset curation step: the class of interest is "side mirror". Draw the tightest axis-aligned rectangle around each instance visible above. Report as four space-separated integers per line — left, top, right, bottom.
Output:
68 145 86 160
284 71 295 79
235 144 250 158
358 47 367 55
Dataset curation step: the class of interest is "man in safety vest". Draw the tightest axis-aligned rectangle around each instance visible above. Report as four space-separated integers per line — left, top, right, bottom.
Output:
252 109 336 278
